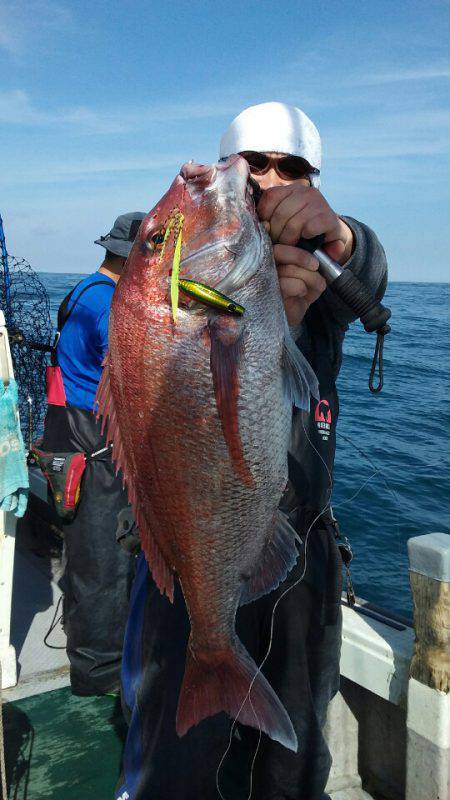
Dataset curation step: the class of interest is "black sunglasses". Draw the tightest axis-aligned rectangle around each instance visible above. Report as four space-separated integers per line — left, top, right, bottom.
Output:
239 151 317 181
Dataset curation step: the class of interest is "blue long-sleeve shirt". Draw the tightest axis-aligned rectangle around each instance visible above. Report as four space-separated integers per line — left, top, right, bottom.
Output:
57 272 115 410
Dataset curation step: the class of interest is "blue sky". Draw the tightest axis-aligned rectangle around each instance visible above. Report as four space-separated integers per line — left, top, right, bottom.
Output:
1 0 449 280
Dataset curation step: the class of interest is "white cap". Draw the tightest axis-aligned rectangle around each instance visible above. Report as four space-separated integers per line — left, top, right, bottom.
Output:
219 102 321 187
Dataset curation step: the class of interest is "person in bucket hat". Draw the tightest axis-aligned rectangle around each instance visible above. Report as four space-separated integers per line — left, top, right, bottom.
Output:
94 212 145 260
40 210 145 696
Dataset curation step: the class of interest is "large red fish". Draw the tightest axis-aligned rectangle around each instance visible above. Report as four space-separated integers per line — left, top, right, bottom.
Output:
97 155 318 751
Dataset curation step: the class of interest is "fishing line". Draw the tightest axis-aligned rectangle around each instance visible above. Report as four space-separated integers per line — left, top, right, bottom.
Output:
340 445 450 530
334 428 417 625
333 470 379 510
247 697 262 800
336 431 401 514
43 594 65 650
216 413 334 800
336 430 402 548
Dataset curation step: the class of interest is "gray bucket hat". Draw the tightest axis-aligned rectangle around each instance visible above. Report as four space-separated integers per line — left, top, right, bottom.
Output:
95 211 147 258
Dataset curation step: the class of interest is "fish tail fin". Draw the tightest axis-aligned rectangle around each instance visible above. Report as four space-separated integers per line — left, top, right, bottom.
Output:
176 639 297 752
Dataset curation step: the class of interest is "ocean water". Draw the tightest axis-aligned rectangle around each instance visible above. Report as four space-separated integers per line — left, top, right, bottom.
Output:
38 274 450 617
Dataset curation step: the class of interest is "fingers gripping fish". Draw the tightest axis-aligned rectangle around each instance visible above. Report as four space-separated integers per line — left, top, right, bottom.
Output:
96 155 319 752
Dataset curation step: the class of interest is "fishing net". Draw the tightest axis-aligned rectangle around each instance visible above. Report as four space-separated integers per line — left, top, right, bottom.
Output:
0 253 53 446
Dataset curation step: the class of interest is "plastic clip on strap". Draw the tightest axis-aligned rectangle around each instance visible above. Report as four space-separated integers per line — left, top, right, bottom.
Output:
338 538 356 608
329 512 356 608
296 234 391 393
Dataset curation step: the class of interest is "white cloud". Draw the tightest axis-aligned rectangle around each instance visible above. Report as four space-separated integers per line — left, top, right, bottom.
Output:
324 108 450 160
346 64 450 86
0 0 72 55
0 89 50 123
3 155 187 185
0 88 236 134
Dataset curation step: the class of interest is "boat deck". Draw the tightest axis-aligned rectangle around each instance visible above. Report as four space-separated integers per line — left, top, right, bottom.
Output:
4 687 374 800
2 507 375 800
4 688 125 799
4 511 69 703
2 512 128 799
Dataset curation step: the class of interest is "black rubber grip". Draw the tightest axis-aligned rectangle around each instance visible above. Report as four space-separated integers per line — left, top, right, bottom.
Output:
330 269 391 333
297 235 391 334
297 234 326 254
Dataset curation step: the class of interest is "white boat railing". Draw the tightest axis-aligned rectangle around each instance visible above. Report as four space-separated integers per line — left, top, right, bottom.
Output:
326 532 450 800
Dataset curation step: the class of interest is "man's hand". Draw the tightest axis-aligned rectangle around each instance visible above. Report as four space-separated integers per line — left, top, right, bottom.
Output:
271 243 326 329
257 184 354 327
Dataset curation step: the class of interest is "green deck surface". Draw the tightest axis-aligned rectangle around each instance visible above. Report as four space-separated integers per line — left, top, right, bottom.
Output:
4 687 126 800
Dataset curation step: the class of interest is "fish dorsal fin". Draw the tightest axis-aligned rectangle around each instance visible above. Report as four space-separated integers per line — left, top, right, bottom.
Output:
208 317 255 489
240 510 299 605
96 358 174 602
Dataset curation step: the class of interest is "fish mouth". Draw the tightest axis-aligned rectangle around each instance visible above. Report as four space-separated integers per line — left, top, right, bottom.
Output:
178 157 259 270
180 155 256 209
180 162 217 184
179 154 245 183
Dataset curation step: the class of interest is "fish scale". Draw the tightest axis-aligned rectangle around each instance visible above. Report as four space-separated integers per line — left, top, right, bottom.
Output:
96 156 319 752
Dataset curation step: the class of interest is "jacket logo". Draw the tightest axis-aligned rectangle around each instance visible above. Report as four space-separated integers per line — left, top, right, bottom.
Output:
314 399 332 441
117 791 130 800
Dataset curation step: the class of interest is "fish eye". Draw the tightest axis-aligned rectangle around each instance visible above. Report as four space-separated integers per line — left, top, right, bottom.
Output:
151 230 165 245
145 228 166 254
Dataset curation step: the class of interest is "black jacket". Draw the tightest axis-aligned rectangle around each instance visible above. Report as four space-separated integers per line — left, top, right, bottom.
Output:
286 215 388 524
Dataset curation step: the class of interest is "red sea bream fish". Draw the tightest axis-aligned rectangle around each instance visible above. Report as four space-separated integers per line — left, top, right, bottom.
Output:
96 156 319 751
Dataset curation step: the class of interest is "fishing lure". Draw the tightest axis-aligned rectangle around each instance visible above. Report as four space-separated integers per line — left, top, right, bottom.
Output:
158 210 245 321
178 279 245 316
158 209 185 323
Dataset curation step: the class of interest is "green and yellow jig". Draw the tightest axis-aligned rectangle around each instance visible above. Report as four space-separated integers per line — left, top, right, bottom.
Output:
158 210 245 321
158 209 185 323
178 279 245 316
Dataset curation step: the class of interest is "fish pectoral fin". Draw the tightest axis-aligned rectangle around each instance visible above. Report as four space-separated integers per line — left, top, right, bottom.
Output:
283 325 319 411
96 356 174 602
208 317 254 489
240 510 299 605
176 638 297 752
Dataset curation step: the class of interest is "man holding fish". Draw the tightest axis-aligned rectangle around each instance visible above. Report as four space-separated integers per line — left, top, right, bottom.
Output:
111 102 387 800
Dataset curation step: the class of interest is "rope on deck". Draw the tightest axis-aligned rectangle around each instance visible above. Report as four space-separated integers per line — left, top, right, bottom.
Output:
0 662 7 799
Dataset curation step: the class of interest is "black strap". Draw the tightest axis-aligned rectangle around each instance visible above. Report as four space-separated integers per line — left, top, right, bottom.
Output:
51 280 114 366
325 511 356 608
57 280 114 331
369 331 385 393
